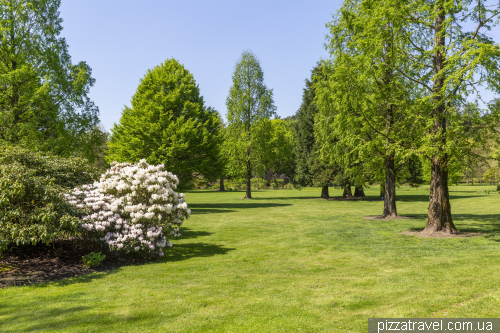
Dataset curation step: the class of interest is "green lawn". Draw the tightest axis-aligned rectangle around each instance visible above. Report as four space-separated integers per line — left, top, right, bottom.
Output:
1 185 500 332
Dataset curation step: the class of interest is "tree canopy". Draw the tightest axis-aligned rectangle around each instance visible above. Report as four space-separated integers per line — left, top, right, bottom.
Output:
0 0 103 161
225 50 276 199
294 67 338 198
107 58 224 190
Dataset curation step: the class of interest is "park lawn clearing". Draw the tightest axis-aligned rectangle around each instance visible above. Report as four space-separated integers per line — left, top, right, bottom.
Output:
1 185 500 332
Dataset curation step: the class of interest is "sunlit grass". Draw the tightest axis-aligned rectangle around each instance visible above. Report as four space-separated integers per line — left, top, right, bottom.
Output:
1 185 499 332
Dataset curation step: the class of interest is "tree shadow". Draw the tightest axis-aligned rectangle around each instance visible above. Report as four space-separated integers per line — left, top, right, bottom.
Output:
405 214 500 240
251 196 318 200
161 242 235 262
190 208 237 214
189 203 292 210
0 305 92 333
396 194 478 202
178 228 212 239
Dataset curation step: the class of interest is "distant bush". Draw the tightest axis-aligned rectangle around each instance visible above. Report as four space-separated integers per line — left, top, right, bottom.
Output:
211 177 296 191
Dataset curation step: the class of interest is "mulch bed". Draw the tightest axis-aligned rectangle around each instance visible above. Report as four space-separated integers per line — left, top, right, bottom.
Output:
0 239 149 288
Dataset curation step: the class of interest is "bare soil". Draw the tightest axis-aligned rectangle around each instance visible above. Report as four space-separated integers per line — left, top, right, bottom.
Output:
401 230 486 238
0 239 149 288
364 216 413 220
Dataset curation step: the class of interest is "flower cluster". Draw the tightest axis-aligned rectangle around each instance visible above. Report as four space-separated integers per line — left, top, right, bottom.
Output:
65 159 190 256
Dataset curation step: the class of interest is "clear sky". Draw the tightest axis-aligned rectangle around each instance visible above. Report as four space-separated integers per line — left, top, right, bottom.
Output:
59 0 343 132
59 1 499 132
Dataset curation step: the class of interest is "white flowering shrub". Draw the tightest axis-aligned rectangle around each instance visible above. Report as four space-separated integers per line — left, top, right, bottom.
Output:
65 159 191 257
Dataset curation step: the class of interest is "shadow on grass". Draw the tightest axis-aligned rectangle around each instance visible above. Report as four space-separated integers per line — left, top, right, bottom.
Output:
189 202 292 210
162 242 235 262
251 196 318 200
190 208 237 214
178 228 212 239
0 305 92 333
22 243 231 289
396 194 479 202
406 214 500 239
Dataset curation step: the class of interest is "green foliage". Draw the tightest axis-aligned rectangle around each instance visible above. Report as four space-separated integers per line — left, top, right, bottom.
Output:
293 70 318 187
225 51 276 197
293 66 338 188
251 178 268 190
255 118 296 177
398 155 425 187
0 0 104 161
316 1 420 194
226 51 276 127
0 145 94 252
107 59 224 190
0 144 98 188
0 164 83 252
484 167 500 183
82 252 106 268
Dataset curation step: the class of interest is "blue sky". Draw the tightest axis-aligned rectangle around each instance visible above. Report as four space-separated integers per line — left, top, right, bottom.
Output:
59 1 499 132
59 0 342 132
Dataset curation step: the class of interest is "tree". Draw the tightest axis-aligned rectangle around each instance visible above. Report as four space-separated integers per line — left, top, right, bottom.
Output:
107 59 224 190
0 0 103 161
293 67 337 198
316 0 422 217
319 0 500 230
389 0 500 234
257 118 296 179
226 51 276 199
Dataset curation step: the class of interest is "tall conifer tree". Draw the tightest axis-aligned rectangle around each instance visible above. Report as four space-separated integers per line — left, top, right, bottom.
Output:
226 51 276 199
294 67 337 198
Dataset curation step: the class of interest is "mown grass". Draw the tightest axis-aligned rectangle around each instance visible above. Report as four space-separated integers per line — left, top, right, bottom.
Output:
1 185 500 332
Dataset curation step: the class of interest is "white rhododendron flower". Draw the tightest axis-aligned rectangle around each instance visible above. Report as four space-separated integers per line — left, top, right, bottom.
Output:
66 159 190 256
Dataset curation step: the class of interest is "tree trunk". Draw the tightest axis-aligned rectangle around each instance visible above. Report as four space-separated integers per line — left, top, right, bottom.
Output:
422 4 457 235
354 185 365 197
218 175 225 191
343 182 352 198
382 154 397 218
379 183 385 200
423 158 457 234
321 185 329 199
244 158 252 199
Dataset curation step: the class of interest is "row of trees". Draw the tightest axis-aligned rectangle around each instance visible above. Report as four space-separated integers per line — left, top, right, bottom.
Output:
2 0 499 240
314 0 500 235
109 29 499 236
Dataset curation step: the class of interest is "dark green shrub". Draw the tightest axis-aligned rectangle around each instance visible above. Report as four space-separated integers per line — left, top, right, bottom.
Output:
0 145 95 253
0 144 98 189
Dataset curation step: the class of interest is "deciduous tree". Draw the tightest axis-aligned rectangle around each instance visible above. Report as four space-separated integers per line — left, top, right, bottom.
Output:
226 51 276 199
0 0 103 161
107 59 224 190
